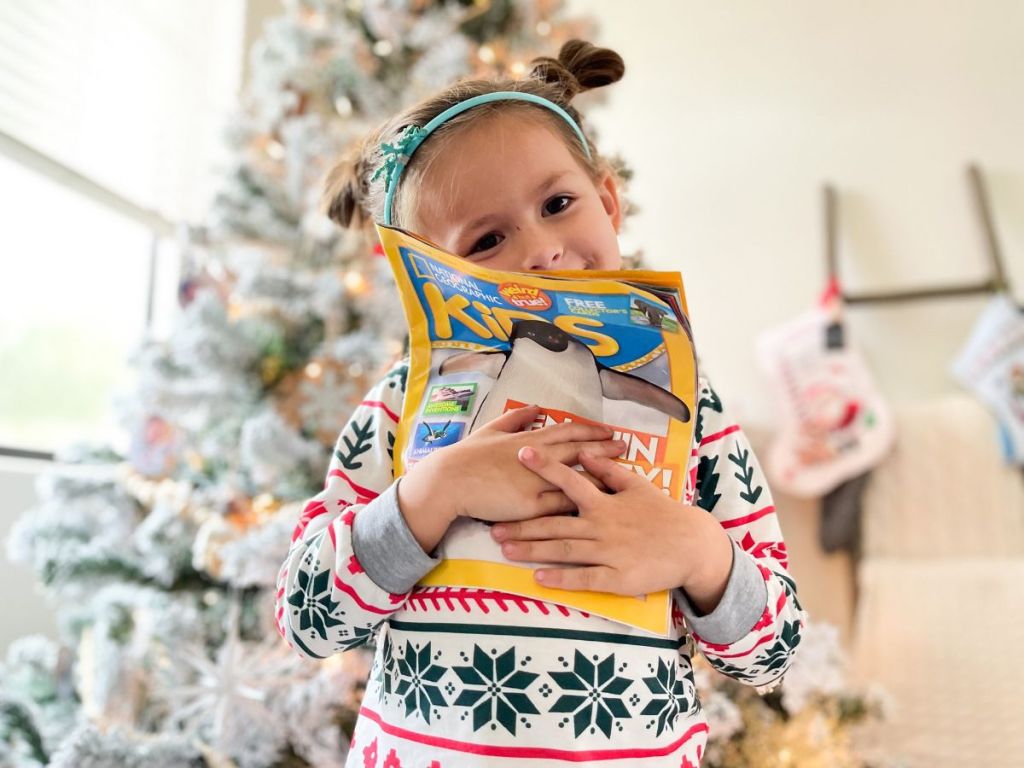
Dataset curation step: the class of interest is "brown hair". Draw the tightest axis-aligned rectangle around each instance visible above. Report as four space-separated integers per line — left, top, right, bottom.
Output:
323 39 630 234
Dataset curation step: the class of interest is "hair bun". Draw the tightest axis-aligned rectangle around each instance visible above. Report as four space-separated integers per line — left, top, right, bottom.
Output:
528 39 625 101
322 139 372 229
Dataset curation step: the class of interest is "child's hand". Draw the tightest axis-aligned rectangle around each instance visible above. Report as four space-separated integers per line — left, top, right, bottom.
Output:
397 405 625 552
489 448 735 609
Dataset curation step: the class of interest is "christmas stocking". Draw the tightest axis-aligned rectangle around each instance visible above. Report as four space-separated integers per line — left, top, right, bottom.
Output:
757 280 895 498
951 294 1024 464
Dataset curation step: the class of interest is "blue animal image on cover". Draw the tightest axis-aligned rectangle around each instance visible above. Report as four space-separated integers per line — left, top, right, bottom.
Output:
409 419 465 459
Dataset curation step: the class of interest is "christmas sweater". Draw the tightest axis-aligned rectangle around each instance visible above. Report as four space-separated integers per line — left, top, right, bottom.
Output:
276 357 805 767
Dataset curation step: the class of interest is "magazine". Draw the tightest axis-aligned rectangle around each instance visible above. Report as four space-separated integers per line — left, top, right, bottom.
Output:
377 223 698 636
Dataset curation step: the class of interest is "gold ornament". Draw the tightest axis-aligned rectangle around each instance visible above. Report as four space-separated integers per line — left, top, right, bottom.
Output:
260 353 285 386
223 494 277 532
192 515 233 579
251 492 283 520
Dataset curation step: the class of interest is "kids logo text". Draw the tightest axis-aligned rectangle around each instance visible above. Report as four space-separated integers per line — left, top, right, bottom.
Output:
420 280 621 357
402 245 671 370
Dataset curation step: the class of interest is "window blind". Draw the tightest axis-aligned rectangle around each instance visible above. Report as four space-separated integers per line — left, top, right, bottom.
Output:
0 0 246 221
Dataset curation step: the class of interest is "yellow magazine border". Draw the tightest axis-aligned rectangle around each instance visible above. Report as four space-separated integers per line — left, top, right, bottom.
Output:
376 223 697 638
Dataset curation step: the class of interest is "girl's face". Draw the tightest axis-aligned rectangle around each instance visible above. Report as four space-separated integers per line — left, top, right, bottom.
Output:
410 112 623 272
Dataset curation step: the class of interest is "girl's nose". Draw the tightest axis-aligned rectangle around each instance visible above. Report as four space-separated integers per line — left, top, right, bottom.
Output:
527 250 562 270
518 228 564 270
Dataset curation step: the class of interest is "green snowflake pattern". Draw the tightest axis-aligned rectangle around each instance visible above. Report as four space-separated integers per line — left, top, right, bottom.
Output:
336 622 374 651
452 645 540 735
640 657 692 736
286 555 344 641
707 619 802 682
548 651 632 738
394 640 447 723
375 631 396 695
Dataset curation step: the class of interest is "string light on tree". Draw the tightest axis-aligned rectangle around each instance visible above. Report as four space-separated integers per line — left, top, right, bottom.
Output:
264 139 285 160
343 269 369 295
334 95 354 117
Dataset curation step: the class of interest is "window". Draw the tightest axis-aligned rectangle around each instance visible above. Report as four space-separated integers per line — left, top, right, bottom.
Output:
0 0 245 222
0 154 162 454
0 0 246 455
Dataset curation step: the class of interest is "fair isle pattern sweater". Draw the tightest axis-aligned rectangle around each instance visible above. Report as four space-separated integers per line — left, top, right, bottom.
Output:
275 358 805 767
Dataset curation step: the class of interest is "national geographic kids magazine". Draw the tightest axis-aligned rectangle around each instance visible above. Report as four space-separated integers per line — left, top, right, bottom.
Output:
377 223 698 637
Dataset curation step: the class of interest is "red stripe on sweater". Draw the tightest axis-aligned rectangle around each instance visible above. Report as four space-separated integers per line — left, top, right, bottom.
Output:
698 630 776 659
701 424 741 446
362 399 400 422
327 468 379 502
720 505 775 529
333 574 395 615
292 499 331 541
357 706 707 761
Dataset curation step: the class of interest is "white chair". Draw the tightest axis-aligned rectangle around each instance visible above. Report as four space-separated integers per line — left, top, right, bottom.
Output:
848 394 1024 767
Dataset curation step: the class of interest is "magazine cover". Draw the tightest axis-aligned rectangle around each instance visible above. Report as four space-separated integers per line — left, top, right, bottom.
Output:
377 223 698 636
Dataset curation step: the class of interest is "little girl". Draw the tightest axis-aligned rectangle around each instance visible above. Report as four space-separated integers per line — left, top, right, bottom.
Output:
276 40 805 767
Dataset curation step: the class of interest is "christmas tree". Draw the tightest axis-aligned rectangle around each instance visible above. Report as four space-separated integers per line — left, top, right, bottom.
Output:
2 1 889 765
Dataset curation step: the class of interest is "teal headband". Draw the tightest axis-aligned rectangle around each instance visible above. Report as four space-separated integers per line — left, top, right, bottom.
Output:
373 91 593 227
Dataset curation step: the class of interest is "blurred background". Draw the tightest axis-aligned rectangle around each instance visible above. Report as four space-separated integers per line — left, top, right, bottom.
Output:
1 1 1022 766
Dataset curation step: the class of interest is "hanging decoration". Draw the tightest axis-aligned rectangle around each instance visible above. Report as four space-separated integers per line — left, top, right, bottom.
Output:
951 294 1024 464
757 278 895 498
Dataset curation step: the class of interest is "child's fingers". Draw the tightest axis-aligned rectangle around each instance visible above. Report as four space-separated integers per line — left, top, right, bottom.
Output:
534 490 577 516
578 451 644 493
576 469 609 491
502 537 601 565
491 512 593 542
546 438 623 469
534 565 618 592
518 446 598 506
534 420 615 445
480 404 540 433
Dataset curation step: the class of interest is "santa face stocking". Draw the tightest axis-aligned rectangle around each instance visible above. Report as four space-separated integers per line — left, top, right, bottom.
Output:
951 294 1024 464
757 293 894 498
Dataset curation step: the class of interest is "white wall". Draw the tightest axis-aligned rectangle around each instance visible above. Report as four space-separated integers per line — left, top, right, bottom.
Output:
567 0 1024 426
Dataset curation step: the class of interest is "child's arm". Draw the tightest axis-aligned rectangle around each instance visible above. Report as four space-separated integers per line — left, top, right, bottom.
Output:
674 375 808 692
274 359 442 659
490 374 805 693
275 356 626 660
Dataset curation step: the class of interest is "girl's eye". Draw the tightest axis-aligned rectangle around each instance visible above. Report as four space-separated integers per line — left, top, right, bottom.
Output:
468 233 503 256
544 195 573 215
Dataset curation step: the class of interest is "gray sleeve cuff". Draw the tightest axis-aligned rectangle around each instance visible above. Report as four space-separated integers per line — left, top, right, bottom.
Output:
351 477 442 595
676 540 768 645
